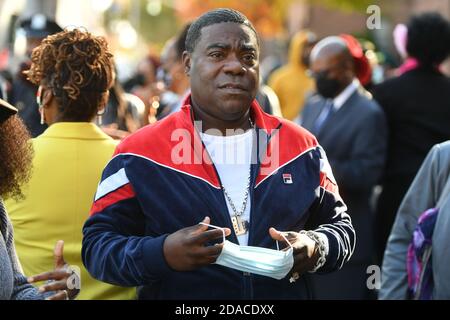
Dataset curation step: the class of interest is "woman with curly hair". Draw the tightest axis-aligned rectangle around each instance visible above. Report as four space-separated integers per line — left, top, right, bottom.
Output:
5 28 135 300
1 99 79 300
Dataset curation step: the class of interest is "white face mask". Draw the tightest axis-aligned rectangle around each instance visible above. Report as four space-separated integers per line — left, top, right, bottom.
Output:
201 223 294 280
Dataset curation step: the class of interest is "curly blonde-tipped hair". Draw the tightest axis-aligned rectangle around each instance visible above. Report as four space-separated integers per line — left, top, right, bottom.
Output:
26 28 114 121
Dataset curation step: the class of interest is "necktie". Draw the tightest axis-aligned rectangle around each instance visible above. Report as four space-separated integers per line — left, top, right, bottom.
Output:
312 100 334 135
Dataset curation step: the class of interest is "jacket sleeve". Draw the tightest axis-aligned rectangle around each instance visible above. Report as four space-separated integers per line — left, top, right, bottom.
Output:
82 153 173 287
379 144 443 299
11 274 53 300
1 201 48 300
304 146 356 273
328 104 388 191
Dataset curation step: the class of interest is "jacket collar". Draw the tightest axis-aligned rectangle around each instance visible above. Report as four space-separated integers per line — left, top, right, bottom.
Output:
179 94 282 135
332 78 359 110
167 94 282 189
38 122 113 141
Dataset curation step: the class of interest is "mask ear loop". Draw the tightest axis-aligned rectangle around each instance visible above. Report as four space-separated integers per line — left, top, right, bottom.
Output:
276 232 294 251
199 222 226 244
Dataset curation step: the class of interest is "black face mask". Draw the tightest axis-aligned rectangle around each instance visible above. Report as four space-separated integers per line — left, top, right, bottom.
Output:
315 73 342 99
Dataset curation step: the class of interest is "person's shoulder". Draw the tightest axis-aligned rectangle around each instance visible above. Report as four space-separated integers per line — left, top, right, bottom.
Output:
116 111 179 153
354 88 384 114
102 136 120 150
426 141 450 183
303 93 323 107
433 141 450 159
301 93 323 116
372 73 407 94
278 116 318 150
279 116 314 135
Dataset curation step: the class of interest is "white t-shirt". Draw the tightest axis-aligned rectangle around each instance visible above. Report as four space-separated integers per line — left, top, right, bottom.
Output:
200 129 254 245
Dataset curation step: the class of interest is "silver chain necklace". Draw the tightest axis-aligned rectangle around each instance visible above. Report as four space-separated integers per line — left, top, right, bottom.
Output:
222 116 254 236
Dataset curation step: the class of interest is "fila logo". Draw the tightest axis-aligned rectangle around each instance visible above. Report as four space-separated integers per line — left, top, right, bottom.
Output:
282 173 293 184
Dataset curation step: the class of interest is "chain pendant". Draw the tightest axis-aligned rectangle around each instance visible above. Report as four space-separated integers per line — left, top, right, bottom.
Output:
221 120 253 238
231 215 248 236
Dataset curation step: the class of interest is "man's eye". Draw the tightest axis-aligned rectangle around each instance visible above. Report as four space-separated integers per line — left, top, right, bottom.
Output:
209 52 223 58
243 54 256 63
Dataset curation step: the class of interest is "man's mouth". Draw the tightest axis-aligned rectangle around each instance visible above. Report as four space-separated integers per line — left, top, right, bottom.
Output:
219 83 247 92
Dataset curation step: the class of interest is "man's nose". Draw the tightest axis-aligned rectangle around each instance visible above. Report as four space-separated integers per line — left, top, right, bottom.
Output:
223 55 246 75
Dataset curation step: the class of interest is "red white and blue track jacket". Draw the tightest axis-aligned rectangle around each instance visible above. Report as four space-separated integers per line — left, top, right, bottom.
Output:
82 96 355 299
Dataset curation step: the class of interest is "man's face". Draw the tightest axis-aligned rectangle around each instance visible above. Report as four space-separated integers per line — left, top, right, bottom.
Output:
184 22 259 122
161 45 183 92
310 53 352 98
310 55 344 83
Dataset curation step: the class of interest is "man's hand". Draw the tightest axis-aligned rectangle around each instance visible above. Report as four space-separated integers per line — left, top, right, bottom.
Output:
163 217 231 271
269 228 320 277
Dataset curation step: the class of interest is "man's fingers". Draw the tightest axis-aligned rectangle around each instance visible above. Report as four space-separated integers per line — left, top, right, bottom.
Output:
191 216 211 234
269 227 284 241
38 280 67 293
199 255 219 265
293 250 307 266
289 248 310 276
53 240 66 269
269 228 297 243
191 228 231 244
191 242 224 257
28 270 71 283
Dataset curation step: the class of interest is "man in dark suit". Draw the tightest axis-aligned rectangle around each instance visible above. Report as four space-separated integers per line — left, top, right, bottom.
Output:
300 36 387 299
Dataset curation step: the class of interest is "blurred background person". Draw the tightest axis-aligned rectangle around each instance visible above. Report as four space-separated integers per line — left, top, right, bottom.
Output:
101 67 144 140
392 23 419 77
340 34 372 89
8 14 62 137
268 30 317 121
255 78 283 118
124 54 161 125
380 141 450 300
5 28 135 300
153 23 191 120
300 35 387 299
373 12 450 265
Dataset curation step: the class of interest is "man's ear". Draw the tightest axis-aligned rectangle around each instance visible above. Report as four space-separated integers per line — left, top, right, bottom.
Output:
182 51 191 76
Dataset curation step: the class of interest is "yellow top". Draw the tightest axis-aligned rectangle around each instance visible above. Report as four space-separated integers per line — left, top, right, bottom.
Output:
5 122 136 300
268 31 315 121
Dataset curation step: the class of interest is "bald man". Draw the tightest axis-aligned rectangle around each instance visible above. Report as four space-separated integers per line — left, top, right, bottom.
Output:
300 36 388 299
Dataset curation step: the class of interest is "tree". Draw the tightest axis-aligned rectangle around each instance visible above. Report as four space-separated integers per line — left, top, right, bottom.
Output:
174 0 294 37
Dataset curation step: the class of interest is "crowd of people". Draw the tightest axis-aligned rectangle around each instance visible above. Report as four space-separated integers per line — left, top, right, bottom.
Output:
0 7 450 300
